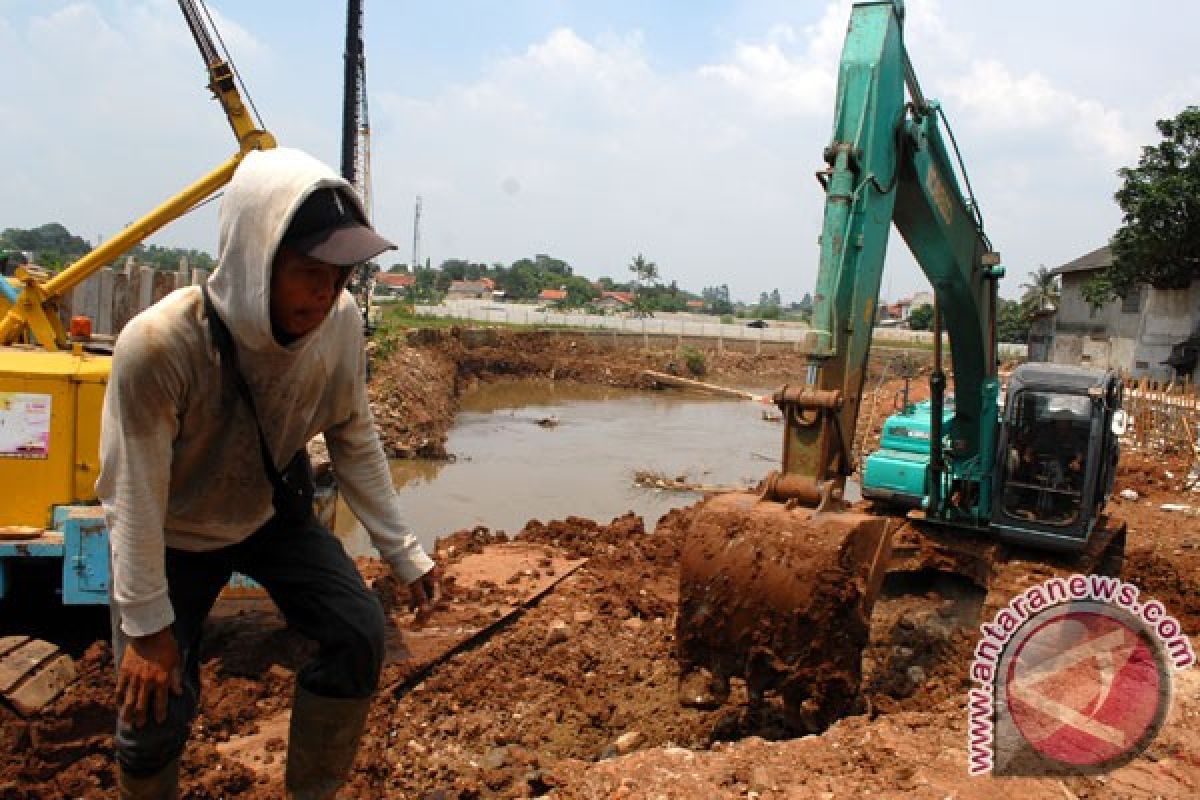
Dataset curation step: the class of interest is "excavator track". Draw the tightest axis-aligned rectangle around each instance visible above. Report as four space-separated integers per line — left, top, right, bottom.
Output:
0 636 77 716
888 512 1127 621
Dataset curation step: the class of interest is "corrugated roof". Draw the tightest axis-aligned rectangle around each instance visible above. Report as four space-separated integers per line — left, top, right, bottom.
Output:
1051 245 1111 275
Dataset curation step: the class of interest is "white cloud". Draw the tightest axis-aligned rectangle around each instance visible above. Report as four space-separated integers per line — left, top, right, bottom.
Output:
696 2 849 119
943 60 1137 166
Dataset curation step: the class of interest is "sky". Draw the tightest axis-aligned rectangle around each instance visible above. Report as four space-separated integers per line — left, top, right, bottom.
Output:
2 1 1198 304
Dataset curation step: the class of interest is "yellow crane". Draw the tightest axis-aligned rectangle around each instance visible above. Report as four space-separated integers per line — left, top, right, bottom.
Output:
0 0 275 714
0 0 274 528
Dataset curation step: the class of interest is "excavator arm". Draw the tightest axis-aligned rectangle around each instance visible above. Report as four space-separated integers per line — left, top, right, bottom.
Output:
677 0 1005 734
769 0 1003 523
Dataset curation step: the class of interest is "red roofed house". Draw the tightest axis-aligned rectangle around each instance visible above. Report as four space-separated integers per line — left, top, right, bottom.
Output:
376 273 415 296
595 291 634 311
538 289 568 304
686 299 706 311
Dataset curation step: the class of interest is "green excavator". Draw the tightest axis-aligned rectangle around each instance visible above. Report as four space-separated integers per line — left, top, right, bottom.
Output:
677 0 1126 732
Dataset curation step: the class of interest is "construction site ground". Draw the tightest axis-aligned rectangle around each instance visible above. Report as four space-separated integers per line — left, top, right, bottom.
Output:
1 329 1197 798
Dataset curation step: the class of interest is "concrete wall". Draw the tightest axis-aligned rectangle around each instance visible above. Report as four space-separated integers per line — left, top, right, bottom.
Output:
1051 271 1200 381
61 257 208 338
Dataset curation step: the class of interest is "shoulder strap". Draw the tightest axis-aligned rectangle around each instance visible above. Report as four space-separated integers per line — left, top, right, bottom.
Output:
201 283 291 495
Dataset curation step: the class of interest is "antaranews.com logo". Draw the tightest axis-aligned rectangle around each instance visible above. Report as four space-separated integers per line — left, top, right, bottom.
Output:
967 574 1195 776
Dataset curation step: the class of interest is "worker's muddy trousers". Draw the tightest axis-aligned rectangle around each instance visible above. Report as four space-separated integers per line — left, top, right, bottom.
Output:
111 513 386 778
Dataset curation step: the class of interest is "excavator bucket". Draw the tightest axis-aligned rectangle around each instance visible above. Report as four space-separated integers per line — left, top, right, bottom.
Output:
677 492 893 733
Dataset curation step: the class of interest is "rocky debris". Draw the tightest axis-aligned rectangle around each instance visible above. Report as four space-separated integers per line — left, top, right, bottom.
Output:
546 620 571 645
613 730 647 755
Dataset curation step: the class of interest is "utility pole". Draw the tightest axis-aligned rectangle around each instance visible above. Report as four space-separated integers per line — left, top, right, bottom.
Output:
412 195 423 274
341 0 375 327
341 0 369 208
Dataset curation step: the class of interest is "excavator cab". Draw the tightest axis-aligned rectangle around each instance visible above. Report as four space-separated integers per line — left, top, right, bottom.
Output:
991 364 1122 550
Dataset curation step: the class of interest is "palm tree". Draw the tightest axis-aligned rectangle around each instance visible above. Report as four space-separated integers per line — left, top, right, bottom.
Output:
628 253 659 316
628 253 659 288
1020 265 1060 312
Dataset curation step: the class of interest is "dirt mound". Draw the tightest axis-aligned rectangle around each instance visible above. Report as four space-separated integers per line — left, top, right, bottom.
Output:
3 486 1197 797
342 511 724 798
1114 451 1195 501
369 341 458 459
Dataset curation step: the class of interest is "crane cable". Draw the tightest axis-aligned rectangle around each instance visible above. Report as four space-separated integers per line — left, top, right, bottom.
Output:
196 0 266 132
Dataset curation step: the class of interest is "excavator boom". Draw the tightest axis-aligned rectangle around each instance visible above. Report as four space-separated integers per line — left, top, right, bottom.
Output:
769 0 1002 515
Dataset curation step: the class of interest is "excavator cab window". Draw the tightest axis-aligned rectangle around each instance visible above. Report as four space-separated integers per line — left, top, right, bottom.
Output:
1001 391 1092 526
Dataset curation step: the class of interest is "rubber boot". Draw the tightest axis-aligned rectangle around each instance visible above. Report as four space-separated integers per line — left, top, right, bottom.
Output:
285 687 372 800
117 758 180 800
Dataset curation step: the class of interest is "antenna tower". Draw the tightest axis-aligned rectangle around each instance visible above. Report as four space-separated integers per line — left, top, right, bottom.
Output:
412 196 423 271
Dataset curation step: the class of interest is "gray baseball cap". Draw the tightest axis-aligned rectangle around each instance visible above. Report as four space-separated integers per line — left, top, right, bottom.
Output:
281 188 396 266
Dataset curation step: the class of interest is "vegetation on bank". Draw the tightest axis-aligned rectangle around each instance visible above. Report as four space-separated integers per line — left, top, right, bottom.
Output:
1 222 214 272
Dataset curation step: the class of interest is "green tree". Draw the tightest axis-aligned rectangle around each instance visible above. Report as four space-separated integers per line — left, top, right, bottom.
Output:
908 303 934 331
535 254 572 277
628 253 659 315
701 285 733 315
1019 265 1060 313
411 267 441 303
562 274 598 307
1 223 91 263
1086 106 1200 302
628 253 659 289
996 298 1032 344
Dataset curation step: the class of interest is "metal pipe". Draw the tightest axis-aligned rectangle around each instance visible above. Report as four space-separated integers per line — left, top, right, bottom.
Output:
928 298 945 513
341 0 363 185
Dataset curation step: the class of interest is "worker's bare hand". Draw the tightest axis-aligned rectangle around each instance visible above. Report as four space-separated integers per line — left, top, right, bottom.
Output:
408 564 443 621
116 627 183 728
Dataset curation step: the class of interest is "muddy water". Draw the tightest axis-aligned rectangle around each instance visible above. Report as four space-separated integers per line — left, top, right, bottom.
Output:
337 381 789 555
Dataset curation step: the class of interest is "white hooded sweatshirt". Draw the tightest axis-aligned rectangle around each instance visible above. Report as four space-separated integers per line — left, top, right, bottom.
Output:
97 148 434 638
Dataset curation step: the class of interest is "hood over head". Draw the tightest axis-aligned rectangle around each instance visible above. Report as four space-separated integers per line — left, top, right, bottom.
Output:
207 147 391 354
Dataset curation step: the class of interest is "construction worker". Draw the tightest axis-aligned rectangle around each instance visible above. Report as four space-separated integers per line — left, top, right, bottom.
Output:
97 148 441 799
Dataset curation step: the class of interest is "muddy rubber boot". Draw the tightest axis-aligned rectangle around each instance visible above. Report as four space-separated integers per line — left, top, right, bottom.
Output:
118 759 179 800
285 687 372 799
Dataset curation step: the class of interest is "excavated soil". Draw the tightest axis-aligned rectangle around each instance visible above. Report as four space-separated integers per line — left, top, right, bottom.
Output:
2 335 1198 798
677 496 890 735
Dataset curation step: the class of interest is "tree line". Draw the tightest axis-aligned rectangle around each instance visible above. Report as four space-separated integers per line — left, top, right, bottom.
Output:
1 223 214 273
391 252 737 315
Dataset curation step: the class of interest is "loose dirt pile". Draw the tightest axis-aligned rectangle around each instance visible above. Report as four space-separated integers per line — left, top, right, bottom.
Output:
5 449 1196 798
3 335 1197 798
